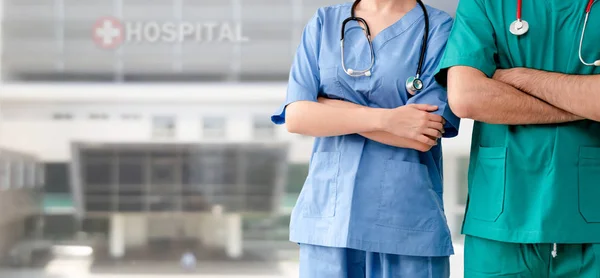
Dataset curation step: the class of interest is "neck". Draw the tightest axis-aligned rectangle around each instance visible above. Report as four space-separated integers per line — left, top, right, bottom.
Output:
359 0 417 13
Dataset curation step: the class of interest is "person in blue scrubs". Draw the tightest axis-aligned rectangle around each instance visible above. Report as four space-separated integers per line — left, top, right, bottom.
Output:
271 0 459 277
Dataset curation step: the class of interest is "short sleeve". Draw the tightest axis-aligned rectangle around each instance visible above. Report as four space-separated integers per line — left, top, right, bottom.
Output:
407 15 460 138
434 0 498 87
271 11 322 125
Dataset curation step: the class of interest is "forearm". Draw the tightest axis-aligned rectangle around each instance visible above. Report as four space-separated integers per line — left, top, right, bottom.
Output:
285 101 384 137
448 67 582 125
499 68 600 121
318 98 433 151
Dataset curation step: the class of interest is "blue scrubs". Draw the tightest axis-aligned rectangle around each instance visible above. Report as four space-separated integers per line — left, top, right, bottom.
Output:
272 2 459 277
300 244 450 278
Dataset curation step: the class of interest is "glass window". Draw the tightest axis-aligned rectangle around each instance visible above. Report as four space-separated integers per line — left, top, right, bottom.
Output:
84 161 112 186
118 158 145 185
202 117 226 139
152 115 177 139
253 115 275 139
121 113 142 121
52 113 73 120
25 161 35 187
37 163 46 188
45 163 70 193
195 149 237 185
89 113 109 120
0 157 9 189
10 159 24 188
150 158 176 185
246 151 277 187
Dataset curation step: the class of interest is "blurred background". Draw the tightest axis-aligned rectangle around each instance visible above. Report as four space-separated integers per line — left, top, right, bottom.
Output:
0 0 472 277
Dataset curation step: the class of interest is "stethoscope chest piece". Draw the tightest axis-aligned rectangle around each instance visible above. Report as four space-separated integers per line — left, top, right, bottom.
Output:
405 76 424 96
510 19 529 36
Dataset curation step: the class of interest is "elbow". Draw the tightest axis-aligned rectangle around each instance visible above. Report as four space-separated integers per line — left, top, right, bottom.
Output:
285 120 302 134
447 66 487 119
284 103 304 134
448 89 476 119
591 110 600 123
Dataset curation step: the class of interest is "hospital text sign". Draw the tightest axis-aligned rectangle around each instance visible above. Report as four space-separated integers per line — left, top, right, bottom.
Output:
93 17 249 49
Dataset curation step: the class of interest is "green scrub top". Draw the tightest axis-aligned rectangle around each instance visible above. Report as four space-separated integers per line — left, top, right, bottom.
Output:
436 0 600 244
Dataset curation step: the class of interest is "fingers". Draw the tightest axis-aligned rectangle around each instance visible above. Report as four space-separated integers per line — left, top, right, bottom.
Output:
410 104 439 112
427 113 444 123
428 121 445 134
426 135 440 144
422 128 443 139
416 135 438 146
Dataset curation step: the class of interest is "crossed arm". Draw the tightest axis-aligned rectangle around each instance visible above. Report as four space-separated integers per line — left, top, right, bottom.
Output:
315 98 439 152
447 66 593 125
493 68 600 122
285 100 445 152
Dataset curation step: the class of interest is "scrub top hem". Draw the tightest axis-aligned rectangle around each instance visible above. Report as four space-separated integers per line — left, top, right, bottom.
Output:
290 230 455 257
463 221 600 244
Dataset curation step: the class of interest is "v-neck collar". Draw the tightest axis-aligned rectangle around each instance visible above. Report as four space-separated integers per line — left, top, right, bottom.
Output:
344 2 426 52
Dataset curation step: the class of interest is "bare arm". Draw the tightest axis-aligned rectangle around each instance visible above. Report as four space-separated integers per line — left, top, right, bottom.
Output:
285 101 385 137
494 68 600 122
318 98 438 152
447 66 582 124
285 100 444 146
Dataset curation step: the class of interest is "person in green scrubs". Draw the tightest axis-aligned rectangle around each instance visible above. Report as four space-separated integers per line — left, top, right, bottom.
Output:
434 0 600 276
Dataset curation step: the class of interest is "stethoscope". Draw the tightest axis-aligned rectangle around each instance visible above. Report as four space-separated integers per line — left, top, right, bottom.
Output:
511 0 600 66
340 0 430 96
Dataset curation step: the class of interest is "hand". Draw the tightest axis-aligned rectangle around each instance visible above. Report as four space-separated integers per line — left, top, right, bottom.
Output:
381 104 445 146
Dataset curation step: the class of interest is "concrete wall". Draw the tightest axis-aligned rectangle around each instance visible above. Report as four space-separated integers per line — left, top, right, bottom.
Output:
0 220 24 262
0 189 41 261
0 84 314 163
106 213 242 258
123 215 148 248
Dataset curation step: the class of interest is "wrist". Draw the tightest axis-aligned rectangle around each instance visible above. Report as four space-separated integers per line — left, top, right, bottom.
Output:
367 108 390 132
495 68 524 88
508 68 530 91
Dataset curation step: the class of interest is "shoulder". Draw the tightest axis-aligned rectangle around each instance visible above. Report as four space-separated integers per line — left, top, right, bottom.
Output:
306 2 352 24
425 5 454 31
420 5 453 46
317 2 353 16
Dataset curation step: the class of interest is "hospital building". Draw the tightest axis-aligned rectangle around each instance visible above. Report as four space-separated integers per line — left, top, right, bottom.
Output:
0 0 469 262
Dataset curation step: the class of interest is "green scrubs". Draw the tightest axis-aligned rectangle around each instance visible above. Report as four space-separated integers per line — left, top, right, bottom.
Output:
435 0 600 275
464 236 600 278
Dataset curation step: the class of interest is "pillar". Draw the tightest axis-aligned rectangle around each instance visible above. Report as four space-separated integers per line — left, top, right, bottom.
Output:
124 215 147 248
109 214 125 258
225 213 242 258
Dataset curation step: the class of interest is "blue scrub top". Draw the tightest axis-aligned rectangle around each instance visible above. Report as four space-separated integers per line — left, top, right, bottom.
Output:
272 3 459 257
